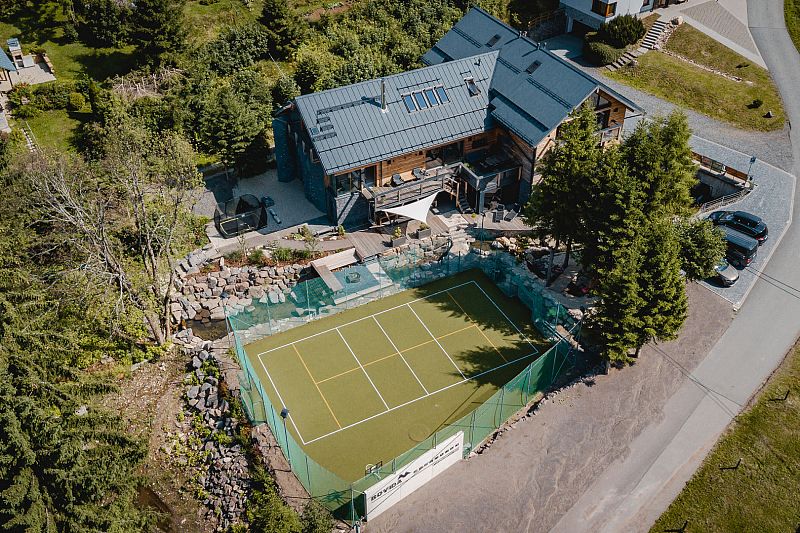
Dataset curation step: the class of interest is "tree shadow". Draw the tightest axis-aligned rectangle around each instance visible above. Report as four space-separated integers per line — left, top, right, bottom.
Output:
6 3 60 44
73 48 137 81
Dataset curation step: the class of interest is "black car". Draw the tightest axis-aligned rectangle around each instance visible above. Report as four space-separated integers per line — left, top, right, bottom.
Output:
708 210 768 245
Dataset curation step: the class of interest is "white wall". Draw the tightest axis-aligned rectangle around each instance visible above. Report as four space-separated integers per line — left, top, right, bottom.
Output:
561 0 653 30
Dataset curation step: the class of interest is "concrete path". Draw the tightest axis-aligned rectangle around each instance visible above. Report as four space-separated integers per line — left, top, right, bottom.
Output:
552 1 800 530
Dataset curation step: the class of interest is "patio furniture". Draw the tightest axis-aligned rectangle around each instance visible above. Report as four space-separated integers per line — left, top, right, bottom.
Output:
391 173 404 187
492 209 503 223
412 167 425 180
503 209 518 222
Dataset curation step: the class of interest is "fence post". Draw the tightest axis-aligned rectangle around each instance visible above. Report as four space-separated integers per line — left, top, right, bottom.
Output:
306 455 312 495
497 387 505 428
470 411 476 451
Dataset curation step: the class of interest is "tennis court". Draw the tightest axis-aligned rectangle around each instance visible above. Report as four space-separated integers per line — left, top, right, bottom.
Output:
243 269 551 481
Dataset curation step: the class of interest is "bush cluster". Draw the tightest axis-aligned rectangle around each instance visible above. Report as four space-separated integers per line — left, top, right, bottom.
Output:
583 41 627 66
599 15 646 48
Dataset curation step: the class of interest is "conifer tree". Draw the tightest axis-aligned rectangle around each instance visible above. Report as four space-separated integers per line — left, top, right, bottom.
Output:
523 103 601 283
260 0 306 59
130 0 187 63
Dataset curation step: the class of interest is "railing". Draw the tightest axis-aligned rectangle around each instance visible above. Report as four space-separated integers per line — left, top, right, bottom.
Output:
366 166 458 210
698 187 753 214
596 125 622 144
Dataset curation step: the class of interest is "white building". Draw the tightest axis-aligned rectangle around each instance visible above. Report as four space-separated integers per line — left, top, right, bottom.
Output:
561 0 680 31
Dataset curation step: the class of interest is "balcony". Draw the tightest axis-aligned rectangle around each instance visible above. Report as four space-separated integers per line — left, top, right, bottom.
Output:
363 165 459 216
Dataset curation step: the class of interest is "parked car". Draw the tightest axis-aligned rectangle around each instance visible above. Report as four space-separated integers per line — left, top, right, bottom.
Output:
712 258 739 286
720 226 759 268
708 210 768 245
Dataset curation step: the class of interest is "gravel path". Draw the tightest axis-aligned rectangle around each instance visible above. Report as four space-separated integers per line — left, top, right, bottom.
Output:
583 63 794 171
369 285 732 533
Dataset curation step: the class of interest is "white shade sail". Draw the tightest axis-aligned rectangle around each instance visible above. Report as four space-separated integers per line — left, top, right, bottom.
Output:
380 192 438 224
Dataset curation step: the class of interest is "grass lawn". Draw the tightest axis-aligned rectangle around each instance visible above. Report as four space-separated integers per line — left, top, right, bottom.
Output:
607 24 785 131
0 3 135 82
19 109 90 153
651 344 800 533
787 0 800 52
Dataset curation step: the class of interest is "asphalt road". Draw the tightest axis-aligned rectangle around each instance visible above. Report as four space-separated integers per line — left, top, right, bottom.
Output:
551 1 800 530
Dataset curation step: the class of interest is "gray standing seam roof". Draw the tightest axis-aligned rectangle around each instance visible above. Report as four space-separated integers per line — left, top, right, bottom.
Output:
0 49 15 72
293 7 641 176
294 52 498 176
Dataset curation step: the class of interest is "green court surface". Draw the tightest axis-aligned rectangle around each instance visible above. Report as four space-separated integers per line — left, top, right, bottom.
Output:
244 269 551 481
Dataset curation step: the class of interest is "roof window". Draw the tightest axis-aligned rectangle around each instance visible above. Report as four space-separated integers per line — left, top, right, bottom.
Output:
413 91 428 110
423 88 439 106
486 34 501 47
465 78 481 97
402 94 416 112
435 86 449 103
525 60 542 74
402 86 450 113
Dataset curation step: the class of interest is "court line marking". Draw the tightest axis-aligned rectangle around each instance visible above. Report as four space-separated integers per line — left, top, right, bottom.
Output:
447 292 508 362
312 323 477 386
252 280 477 358
372 316 429 395
293 345 342 429
405 303 467 380
301 350 539 446
255 352 306 442
336 328 390 410
471 282 540 354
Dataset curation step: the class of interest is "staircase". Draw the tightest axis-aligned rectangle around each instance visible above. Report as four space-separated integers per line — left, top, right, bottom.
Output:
639 18 669 51
606 49 644 72
456 185 473 215
447 228 473 255
21 121 38 153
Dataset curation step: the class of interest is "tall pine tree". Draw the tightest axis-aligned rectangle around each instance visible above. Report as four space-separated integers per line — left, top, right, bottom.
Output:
260 0 306 60
130 0 186 64
523 103 601 284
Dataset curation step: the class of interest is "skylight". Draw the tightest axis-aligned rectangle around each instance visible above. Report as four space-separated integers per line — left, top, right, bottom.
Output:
402 86 450 113
486 34 501 47
423 88 438 106
525 60 542 74
402 94 416 112
465 78 480 97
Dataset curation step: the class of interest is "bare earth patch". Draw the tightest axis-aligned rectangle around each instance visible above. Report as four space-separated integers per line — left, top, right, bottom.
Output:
102 350 211 533
370 283 733 532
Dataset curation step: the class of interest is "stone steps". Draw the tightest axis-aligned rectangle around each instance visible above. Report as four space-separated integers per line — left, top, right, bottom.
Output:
606 49 643 72
640 19 669 51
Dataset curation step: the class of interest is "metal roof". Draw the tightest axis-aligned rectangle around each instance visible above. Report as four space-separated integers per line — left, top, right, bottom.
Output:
0 49 15 72
293 8 641 176
424 7 642 145
294 52 498 175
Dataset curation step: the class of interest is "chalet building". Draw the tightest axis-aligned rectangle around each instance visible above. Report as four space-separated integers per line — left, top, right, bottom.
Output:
560 0 684 32
273 7 641 228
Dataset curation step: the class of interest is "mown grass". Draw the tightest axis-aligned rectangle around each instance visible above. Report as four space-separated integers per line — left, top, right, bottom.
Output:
787 0 800 53
19 109 89 153
0 3 135 82
607 24 785 131
651 344 800 533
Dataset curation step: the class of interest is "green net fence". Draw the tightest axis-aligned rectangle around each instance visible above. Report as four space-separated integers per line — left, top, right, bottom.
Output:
230 244 581 521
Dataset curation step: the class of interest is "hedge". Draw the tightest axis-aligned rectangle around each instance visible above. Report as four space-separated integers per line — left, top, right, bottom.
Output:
583 41 627 66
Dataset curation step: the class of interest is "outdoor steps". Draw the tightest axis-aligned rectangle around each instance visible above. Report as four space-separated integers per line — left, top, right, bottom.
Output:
457 191 473 214
606 49 644 72
639 19 669 51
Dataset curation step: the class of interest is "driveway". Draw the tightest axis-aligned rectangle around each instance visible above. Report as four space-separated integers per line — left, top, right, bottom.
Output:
552 0 800 530
691 137 795 308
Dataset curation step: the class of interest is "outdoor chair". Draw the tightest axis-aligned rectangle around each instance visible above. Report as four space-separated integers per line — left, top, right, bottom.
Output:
412 167 425 180
391 173 404 187
492 209 504 223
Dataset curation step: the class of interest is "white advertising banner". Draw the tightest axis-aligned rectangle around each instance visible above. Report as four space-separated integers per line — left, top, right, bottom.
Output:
364 431 464 520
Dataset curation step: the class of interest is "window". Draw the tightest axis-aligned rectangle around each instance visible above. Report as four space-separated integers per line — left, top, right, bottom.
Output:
435 86 449 103
525 60 542 74
310 148 319 164
643 0 650 5
486 34 501 47
413 91 428 109
465 78 481 96
423 88 439 106
591 0 617 17
402 94 416 112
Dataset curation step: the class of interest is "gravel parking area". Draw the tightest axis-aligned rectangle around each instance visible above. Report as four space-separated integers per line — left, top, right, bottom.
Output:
370 285 732 533
693 137 796 308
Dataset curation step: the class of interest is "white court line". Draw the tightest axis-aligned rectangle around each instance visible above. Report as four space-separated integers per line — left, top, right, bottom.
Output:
256 353 307 444
470 281 540 354
301 350 539 446
253 281 476 358
372 316 430 395
336 328 390 410
405 303 467 380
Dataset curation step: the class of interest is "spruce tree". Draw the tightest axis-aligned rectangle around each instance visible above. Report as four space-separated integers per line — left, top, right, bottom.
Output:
621 111 697 218
676 218 727 281
260 0 306 59
633 218 688 356
130 0 187 63
523 103 601 283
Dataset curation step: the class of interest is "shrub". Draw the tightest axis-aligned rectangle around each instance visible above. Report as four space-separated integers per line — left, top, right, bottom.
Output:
598 14 646 48
272 246 294 262
68 92 86 111
583 41 627 66
13 104 40 119
32 81 78 110
247 248 270 266
749 98 764 109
